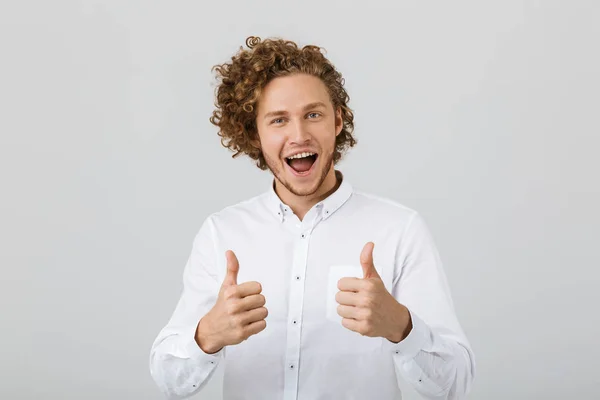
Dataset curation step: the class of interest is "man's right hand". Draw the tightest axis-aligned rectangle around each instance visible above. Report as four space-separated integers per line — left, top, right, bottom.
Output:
195 250 268 354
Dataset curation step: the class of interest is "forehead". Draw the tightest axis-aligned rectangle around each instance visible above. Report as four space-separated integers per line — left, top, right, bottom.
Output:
257 74 332 114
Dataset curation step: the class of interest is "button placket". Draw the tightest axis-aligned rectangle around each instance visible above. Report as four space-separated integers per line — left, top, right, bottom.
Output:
283 222 312 400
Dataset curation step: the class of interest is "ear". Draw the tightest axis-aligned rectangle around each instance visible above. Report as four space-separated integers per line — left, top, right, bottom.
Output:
335 106 343 136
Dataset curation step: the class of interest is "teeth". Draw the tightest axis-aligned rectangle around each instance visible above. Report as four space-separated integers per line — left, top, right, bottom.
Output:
287 152 315 160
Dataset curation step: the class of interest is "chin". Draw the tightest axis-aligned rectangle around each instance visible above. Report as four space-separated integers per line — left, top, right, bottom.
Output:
285 180 322 197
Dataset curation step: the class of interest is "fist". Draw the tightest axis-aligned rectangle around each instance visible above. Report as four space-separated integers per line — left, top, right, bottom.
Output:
195 250 268 353
336 242 412 342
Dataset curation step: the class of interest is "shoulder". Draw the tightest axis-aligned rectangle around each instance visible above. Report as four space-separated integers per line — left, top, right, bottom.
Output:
350 190 437 249
350 190 419 223
205 192 271 226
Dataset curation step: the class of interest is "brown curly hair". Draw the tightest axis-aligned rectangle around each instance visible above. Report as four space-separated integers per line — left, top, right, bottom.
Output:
209 36 356 170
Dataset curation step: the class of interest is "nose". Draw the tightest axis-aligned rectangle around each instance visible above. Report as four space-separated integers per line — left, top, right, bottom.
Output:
289 119 311 144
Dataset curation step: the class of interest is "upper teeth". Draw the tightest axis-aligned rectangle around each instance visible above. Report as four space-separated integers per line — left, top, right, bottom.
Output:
287 152 315 160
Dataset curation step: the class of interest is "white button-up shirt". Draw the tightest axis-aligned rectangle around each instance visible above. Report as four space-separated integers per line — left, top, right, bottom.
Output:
150 171 475 400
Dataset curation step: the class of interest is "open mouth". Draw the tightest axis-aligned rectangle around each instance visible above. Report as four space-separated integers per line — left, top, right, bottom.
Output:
285 152 318 175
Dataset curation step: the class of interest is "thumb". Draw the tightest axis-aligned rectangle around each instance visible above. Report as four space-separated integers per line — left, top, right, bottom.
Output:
223 250 239 286
360 242 379 279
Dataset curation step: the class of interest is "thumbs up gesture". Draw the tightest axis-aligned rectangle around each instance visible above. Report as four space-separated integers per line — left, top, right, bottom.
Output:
195 250 268 353
335 242 412 343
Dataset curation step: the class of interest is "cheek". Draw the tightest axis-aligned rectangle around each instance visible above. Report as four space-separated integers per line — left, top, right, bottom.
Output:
321 125 337 149
260 131 286 158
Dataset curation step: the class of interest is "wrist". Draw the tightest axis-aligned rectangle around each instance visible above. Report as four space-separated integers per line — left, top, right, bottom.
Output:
195 316 223 354
386 304 413 343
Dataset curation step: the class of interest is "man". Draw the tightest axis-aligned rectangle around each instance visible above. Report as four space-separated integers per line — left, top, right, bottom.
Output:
150 36 475 400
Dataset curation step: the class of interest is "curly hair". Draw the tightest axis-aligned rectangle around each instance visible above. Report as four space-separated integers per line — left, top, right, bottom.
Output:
209 36 356 170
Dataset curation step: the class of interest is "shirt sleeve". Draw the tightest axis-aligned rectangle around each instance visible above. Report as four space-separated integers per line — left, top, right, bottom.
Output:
149 215 224 399
387 212 476 399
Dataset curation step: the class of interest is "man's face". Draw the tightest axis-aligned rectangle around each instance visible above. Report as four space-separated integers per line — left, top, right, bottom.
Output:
255 73 342 197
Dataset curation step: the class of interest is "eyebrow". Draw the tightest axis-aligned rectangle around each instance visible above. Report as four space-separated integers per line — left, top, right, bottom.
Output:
263 102 328 120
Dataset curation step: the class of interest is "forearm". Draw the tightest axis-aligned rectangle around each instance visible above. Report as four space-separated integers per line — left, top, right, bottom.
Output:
390 212 476 398
149 215 225 398
150 322 223 399
389 311 475 399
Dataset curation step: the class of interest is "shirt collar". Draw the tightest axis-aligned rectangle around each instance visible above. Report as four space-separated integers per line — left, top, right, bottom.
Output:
266 170 353 222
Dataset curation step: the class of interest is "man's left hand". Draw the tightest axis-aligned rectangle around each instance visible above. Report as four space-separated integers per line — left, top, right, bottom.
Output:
336 242 412 343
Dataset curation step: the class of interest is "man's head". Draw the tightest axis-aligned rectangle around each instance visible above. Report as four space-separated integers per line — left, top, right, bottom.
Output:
210 36 356 197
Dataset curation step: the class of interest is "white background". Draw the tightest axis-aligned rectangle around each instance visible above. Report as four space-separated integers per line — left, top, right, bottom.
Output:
1 1 598 399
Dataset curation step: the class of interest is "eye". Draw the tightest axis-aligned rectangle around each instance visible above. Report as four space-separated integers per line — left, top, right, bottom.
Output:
307 112 321 119
271 118 285 125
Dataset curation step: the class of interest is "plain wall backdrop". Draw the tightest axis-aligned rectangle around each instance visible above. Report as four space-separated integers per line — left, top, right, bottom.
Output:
1 1 599 399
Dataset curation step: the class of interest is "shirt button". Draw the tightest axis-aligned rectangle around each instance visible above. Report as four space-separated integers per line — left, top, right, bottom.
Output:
292 319 297 324
289 363 295 369
295 275 301 280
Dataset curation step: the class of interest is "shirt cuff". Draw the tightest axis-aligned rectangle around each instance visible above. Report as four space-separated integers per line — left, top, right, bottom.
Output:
387 308 431 362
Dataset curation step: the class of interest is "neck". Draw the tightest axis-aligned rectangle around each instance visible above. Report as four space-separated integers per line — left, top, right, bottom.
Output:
274 167 340 221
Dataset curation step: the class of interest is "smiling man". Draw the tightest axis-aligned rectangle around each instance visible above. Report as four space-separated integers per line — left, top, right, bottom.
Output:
149 36 475 400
